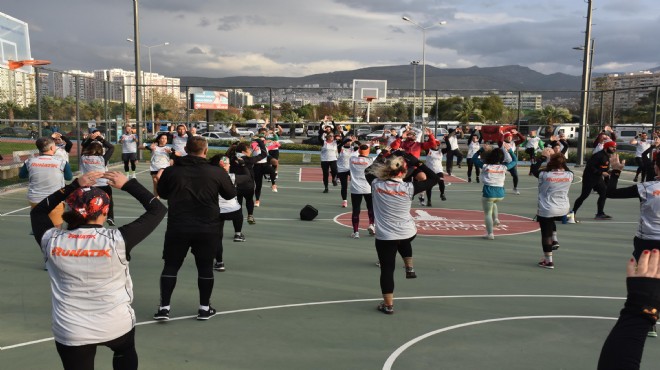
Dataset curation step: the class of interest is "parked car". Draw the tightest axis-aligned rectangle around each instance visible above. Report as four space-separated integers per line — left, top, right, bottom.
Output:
201 132 239 141
234 129 254 138
366 130 387 140
0 127 34 138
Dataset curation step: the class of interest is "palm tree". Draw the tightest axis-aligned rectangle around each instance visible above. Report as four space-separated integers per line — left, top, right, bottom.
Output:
454 98 485 126
528 105 572 136
1 100 21 125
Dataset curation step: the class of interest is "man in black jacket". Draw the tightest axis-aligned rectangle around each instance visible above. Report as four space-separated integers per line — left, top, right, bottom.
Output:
567 140 615 223
154 136 237 321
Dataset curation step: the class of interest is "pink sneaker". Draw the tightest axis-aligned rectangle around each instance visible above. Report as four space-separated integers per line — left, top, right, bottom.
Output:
342 200 348 208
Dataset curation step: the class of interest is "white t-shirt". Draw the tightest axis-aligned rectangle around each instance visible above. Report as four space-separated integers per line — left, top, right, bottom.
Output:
149 145 171 171
337 146 356 173
349 155 373 194
41 227 134 346
371 178 416 240
25 155 67 203
536 170 573 217
120 134 138 154
425 148 444 174
80 155 109 187
480 164 508 187
321 140 338 162
637 181 660 240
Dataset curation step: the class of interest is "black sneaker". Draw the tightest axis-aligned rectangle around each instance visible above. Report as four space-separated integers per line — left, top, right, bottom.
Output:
213 262 225 272
441 194 447 201
247 215 256 224
634 176 639 182
323 188 329 193
476 177 480 183
595 213 612 220
197 306 217 320
233 233 246 242
405 267 417 279
648 325 657 338
332 179 338 186
377 302 394 315
426 202 432 207
551 241 560 251
153 308 170 321
107 218 116 226
468 178 472 183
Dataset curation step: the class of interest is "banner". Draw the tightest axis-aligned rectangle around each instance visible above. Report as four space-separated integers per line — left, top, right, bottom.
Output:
191 91 229 110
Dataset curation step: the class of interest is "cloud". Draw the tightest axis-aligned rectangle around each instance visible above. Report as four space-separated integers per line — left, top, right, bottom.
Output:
187 47 206 55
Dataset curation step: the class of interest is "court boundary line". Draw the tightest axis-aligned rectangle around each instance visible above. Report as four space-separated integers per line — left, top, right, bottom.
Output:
382 315 616 370
0 294 623 351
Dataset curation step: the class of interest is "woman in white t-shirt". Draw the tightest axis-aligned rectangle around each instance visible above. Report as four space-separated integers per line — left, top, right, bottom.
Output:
366 153 438 314
348 144 374 238
530 149 573 269
141 133 172 197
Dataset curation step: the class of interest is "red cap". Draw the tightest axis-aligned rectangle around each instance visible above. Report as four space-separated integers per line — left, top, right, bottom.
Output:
503 132 512 138
603 141 617 150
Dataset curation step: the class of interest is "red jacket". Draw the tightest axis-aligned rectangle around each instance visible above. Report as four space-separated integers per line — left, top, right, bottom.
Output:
393 134 439 158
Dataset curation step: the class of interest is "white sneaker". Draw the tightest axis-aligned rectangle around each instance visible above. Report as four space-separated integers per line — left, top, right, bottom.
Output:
271 184 278 192
132 174 137 179
419 196 425 206
368 224 375 236
513 188 520 195
565 212 576 224
483 233 495 240
351 232 360 239
342 200 348 208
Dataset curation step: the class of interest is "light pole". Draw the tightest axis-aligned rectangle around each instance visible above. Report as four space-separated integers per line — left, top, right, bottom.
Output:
127 38 169 134
573 39 595 124
575 0 593 167
410 60 419 123
402 16 447 128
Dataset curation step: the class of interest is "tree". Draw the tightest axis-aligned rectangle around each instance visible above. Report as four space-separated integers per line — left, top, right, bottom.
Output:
0 100 21 124
242 107 256 121
454 98 484 124
480 95 505 122
528 105 572 136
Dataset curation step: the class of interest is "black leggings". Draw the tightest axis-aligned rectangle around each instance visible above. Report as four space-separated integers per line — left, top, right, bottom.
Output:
159 231 219 307
507 166 519 188
537 216 561 253
425 172 445 200
351 193 374 232
635 157 645 179
375 236 415 295
55 327 137 370
338 171 349 200
445 149 463 175
216 209 244 262
254 163 276 200
572 175 606 215
321 161 338 188
237 187 255 215
467 158 480 180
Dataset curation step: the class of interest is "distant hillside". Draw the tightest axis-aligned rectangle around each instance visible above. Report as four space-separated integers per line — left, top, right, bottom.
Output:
179 64 582 97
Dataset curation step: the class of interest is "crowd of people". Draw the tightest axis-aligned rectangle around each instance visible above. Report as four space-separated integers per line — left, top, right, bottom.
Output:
18 120 660 369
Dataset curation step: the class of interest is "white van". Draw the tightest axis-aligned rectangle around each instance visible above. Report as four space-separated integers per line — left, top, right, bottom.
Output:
537 124 584 139
614 123 654 142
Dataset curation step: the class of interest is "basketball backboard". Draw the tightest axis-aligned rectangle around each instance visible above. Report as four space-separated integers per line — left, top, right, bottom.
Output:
352 79 387 102
0 12 32 73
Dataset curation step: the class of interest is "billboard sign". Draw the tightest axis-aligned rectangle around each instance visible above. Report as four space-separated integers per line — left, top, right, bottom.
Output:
191 91 229 110
0 12 32 73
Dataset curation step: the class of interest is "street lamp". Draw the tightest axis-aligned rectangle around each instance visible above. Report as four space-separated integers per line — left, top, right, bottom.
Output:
127 38 169 134
573 39 595 121
402 16 447 128
410 60 420 123
574 0 593 167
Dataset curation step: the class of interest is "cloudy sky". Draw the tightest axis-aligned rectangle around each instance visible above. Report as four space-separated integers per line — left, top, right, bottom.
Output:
3 0 659 78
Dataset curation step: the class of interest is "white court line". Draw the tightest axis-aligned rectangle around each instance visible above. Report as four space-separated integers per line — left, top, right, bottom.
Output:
382 315 616 370
0 294 623 351
0 206 30 217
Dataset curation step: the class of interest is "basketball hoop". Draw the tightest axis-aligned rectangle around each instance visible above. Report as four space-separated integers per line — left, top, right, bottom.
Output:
364 96 376 103
8 59 51 70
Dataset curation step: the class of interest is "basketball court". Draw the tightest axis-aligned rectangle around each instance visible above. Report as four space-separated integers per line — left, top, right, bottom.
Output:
1 164 659 369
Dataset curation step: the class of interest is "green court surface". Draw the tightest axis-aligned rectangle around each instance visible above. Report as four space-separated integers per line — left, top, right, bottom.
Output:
1 164 659 369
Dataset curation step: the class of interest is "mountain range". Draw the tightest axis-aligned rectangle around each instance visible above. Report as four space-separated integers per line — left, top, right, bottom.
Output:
179 65 583 95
